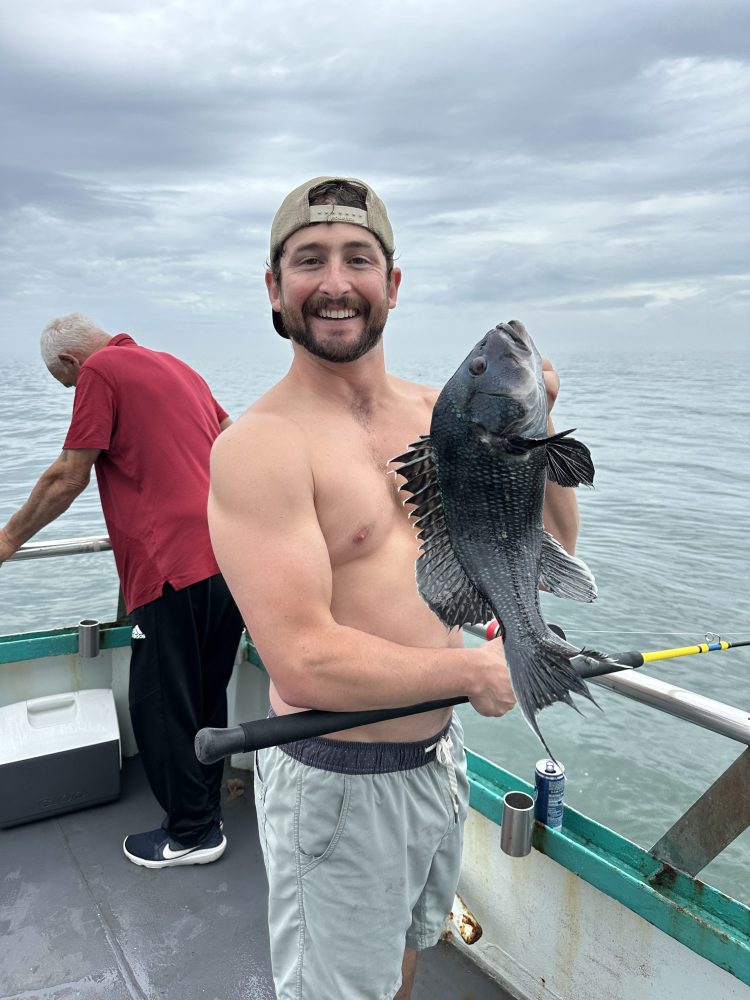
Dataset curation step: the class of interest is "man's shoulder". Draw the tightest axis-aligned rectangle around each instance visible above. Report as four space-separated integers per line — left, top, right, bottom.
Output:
86 341 208 388
388 373 440 409
237 403 301 433
210 405 311 506
214 404 307 462
83 339 146 378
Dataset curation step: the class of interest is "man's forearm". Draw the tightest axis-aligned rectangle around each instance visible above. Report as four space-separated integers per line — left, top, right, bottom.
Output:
543 415 580 554
0 465 89 557
543 480 580 555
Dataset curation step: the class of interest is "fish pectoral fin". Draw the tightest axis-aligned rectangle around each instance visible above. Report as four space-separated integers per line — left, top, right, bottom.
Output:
539 531 598 602
505 427 595 487
545 433 595 487
505 427 574 454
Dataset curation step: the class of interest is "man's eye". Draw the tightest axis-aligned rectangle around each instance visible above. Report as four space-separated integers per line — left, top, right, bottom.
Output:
350 256 371 265
297 257 321 266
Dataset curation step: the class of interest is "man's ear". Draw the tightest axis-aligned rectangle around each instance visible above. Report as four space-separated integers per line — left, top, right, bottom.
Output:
388 266 402 310
265 269 281 311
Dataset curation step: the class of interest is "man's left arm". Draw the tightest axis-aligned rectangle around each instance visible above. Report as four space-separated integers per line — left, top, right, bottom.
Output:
0 448 101 565
541 359 580 555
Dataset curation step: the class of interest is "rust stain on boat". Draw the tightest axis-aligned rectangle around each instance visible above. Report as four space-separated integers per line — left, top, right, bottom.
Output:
449 892 483 945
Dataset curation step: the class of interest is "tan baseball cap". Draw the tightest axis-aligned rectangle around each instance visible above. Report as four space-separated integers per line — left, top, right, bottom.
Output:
269 175 394 262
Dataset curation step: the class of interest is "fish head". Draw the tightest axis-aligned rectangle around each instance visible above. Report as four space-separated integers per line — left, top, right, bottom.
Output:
440 321 547 437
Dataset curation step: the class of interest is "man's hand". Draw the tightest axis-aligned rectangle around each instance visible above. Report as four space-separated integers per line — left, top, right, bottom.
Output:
468 636 517 718
0 527 18 567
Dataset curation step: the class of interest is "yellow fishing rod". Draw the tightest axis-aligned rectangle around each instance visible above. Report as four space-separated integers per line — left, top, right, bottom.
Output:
580 637 750 678
484 619 750 679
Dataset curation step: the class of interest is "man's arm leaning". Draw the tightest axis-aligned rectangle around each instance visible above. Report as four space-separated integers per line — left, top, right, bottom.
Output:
0 449 101 564
207 414 514 718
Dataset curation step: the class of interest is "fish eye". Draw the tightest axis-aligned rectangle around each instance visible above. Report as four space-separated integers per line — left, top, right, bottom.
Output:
469 356 487 376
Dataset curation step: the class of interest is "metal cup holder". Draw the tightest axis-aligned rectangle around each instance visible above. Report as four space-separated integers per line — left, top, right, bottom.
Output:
500 790 535 857
78 619 100 659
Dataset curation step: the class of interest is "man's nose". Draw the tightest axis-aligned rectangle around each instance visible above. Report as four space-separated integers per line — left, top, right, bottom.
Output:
318 260 353 298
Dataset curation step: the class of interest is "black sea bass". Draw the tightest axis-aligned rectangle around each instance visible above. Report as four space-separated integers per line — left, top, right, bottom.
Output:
392 321 603 752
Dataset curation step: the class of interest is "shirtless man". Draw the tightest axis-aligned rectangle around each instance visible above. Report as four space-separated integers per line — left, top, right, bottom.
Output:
208 176 580 1000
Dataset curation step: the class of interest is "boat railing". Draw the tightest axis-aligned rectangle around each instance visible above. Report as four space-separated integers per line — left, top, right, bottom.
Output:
466 624 750 748
7 533 124 618
8 534 112 561
10 538 749 749
8 535 750 877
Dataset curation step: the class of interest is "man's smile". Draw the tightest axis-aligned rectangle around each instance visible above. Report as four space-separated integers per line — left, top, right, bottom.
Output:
315 307 360 320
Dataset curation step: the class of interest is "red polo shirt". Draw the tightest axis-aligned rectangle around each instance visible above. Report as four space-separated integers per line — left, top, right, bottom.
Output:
64 334 228 613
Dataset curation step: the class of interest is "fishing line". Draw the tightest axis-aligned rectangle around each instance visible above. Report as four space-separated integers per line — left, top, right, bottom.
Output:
552 630 748 639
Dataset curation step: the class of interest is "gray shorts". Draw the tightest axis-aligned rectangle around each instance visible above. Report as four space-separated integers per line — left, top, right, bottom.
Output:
254 714 468 1000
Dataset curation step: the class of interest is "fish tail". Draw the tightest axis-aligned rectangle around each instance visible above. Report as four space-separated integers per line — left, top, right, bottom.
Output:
507 635 598 754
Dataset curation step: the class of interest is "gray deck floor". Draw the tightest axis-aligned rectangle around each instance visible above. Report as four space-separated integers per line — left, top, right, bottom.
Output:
1 756 511 1000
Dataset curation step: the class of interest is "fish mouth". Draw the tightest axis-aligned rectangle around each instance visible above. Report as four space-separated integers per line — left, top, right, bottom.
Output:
496 321 532 351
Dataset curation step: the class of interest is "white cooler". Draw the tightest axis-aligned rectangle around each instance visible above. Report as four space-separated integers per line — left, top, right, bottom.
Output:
0 689 121 828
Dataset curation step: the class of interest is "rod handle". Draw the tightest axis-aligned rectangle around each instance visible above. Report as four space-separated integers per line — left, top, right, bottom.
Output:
195 697 468 764
576 650 643 678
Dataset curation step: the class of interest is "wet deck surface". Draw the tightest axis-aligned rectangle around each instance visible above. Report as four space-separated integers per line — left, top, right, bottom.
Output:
1 756 511 999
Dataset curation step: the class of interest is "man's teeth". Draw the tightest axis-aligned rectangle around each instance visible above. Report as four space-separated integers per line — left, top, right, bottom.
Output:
317 309 357 319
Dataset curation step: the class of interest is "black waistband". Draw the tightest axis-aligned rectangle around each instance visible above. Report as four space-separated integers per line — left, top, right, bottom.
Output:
268 708 453 775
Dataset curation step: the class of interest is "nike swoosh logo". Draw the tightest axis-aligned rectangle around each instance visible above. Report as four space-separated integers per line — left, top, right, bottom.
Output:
162 843 195 859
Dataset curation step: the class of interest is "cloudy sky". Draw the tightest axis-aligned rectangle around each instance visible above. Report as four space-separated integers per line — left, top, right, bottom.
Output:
1 0 748 368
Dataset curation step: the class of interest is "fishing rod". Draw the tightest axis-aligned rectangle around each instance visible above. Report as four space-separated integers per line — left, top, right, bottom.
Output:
483 620 750 679
194 623 750 764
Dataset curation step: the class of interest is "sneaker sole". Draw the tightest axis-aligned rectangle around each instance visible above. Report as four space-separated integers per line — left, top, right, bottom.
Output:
123 834 227 869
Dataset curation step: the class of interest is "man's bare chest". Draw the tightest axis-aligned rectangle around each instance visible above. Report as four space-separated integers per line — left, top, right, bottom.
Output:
310 421 423 566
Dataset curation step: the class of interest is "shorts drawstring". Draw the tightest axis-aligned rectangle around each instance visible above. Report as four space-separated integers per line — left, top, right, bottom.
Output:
426 734 459 822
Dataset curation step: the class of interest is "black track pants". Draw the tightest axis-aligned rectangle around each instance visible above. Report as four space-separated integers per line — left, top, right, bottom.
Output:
128 574 244 845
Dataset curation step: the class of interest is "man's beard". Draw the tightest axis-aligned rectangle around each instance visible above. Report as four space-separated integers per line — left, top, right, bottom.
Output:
280 295 389 363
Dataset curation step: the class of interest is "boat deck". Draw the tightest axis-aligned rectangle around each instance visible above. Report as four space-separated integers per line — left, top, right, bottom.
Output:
1 756 511 999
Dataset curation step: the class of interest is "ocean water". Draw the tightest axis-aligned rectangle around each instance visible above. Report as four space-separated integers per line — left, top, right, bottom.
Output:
1 348 749 903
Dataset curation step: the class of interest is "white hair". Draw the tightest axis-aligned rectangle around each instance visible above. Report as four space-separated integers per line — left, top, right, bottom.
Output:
40 313 110 372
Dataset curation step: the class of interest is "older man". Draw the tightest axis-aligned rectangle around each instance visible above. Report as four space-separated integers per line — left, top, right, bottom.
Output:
0 314 243 868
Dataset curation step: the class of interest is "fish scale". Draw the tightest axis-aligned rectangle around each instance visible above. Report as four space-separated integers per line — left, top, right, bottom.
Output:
392 321 605 755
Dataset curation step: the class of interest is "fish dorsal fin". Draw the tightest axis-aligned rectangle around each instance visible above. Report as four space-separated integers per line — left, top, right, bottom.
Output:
539 531 598 603
390 438 495 628
545 430 595 487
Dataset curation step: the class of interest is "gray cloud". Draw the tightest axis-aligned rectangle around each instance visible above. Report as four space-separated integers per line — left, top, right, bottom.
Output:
0 0 748 362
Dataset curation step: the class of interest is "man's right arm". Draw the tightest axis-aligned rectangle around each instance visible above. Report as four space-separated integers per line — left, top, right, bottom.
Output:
208 414 515 718
0 449 100 565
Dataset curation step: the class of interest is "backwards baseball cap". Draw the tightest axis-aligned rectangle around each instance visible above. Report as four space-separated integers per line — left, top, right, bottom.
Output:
270 175 394 261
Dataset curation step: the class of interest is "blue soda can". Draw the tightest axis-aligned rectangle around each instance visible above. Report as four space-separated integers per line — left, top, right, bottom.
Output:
534 758 565 829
